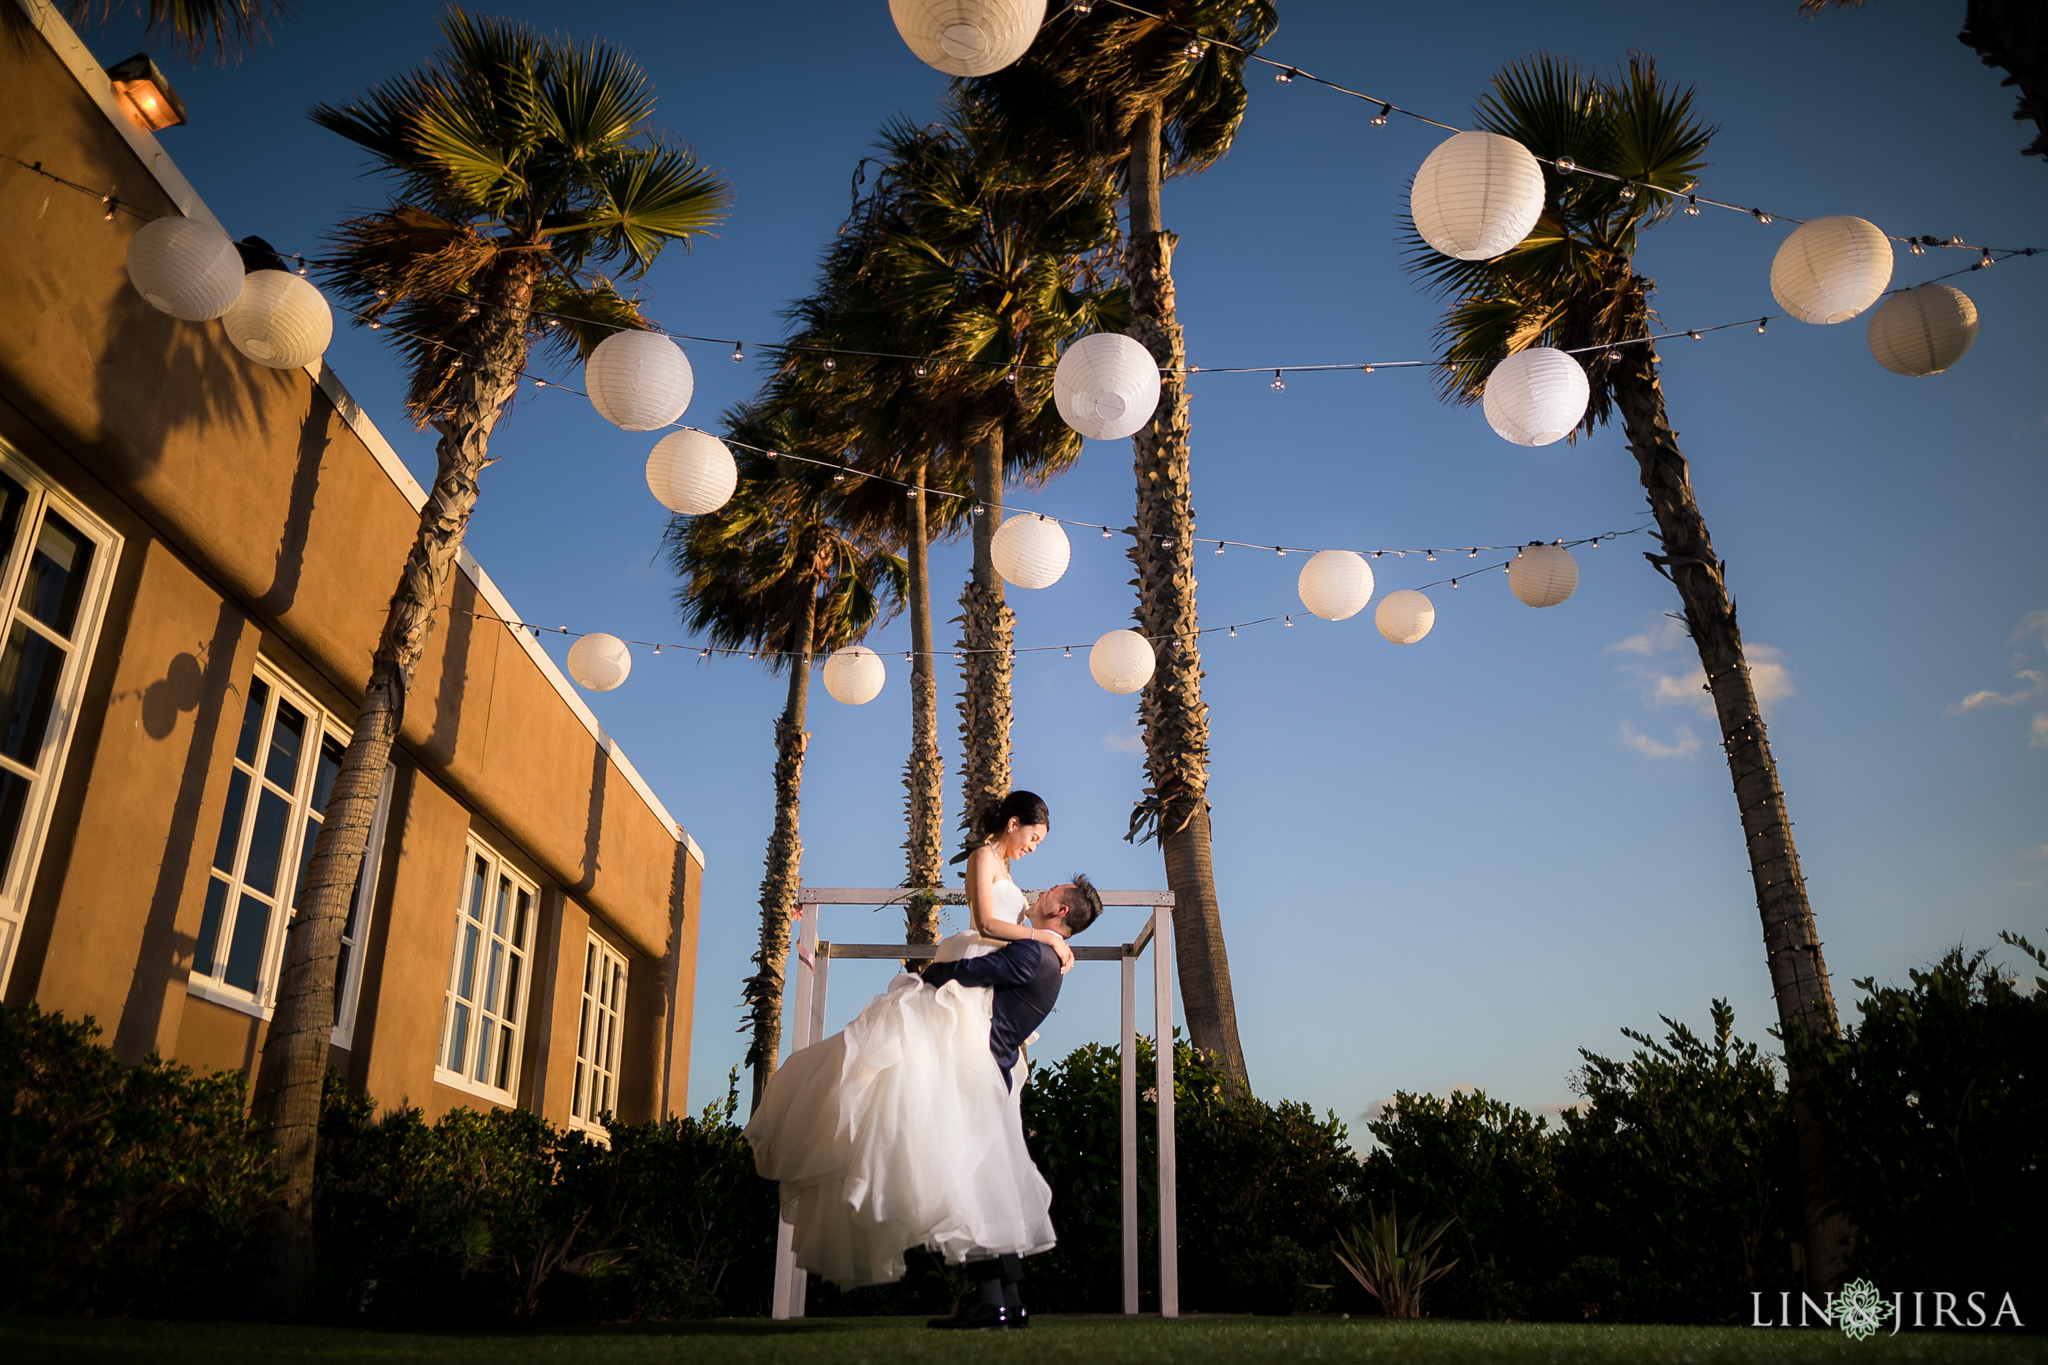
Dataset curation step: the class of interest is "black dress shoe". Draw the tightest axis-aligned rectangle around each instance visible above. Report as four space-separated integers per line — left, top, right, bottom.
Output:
926 1301 1013 1330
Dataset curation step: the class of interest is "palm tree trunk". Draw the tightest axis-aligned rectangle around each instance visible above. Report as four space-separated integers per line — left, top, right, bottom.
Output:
957 429 1013 837
249 253 540 1312
1608 279 1850 1290
747 585 817 1109
903 460 944 943
1123 102 1249 1087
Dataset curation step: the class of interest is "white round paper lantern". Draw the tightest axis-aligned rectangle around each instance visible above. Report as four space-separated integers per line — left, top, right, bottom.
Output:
645 429 737 515
1410 131 1547 262
1053 332 1161 441
822 645 887 705
586 330 694 431
1506 543 1578 609
889 0 1045 77
566 632 633 691
1865 282 1979 377
1296 550 1374 621
991 513 1071 590
1770 215 1893 325
1374 589 1435 645
222 271 333 369
1482 346 1589 447
126 215 243 320
1089 630 1155 695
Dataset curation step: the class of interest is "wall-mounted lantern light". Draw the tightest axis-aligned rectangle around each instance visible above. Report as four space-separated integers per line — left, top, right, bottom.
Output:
106 54 187 132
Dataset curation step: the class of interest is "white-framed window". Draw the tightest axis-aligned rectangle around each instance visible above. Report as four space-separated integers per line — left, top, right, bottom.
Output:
0 448 121 996
436 839 537 1102
570 931 629 1131
187 660 389 1044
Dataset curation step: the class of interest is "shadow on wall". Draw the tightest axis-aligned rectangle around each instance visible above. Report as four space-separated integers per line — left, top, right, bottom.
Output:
570 740 608 899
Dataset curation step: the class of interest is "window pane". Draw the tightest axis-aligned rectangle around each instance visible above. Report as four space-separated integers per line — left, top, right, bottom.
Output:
242 789 291 897
572 1059 586 1118
0 474 29 569
234 679 269 764
0 621 65 768
211 770 249 874
482 938 505 1013
223 892 271 991
332 942 352 1026
18 511 94 637
194 877 230 978
290 815 321 908
466 855 488 923
447 1001 470 1072
309 735 345 814
0 766 31 874
266 701 306 791
492 875 511 937
513 889 530 946
455 921 480 1001
494 1027 515 1091
472 1018 496 1082
501 956 522 1027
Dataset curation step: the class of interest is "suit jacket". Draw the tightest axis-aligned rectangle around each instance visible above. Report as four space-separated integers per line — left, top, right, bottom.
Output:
922 939 1062 1090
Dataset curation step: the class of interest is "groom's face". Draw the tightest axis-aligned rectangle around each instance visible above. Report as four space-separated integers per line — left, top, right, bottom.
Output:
1026 885 1073 935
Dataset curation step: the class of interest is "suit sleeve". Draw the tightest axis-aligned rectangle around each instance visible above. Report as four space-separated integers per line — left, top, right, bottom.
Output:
930 940 1047 989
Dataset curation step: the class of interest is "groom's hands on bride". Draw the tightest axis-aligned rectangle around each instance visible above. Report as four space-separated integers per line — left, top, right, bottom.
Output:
1032 927 1073 974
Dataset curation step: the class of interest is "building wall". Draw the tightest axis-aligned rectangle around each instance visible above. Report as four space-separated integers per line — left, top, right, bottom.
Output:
0 2 704 1127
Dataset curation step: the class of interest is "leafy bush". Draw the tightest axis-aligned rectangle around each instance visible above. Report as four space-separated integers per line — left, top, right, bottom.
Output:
1790 932 2048 1302
0 1003 281 1315
1017 1034 1361 1316
314 1071 776 1324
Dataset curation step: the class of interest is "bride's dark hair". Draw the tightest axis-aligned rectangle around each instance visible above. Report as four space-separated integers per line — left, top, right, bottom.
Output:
947 790 1050 864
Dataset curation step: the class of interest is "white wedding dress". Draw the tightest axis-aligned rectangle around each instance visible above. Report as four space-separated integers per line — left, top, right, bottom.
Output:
744 877 1056 1288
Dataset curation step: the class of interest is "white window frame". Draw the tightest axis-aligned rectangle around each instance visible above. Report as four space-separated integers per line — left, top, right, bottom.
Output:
569 929 629 1135
0 445 121 997
185 659 390 1048
435 837 539 1105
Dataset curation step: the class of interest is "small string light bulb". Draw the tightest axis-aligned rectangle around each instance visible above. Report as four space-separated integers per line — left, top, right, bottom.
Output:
1270 369 1285 391
1451 578 1460 589
1371 103 1390 126
1907 240 1924 256
1184 39 1205 59
1284 616 1294 627
1606 349 1623 362
368 320 382 330
652 644 661 655
1618 182 1636 201
1425 551 1436 561
822 354 836 370
699 649 710 659
532 377 546 386
914 362 928 377
1213 543 1224 555
1756 318 1769 334
1064 646 1071 658
1275 546 1286 557
1101 526 1112 538
101 196 117 220
294 255 308 276
1467 549 1477 558
1687 329 1702 341
1978 249 1995 268
376 287 389 297
1004 370 1018 384
1073 0 1092 11
732 342 744 362
1228 626 1237 637
1274 67 1296 83
1752 208 1773 225
1684 194 1700 216
1555 156 1576 174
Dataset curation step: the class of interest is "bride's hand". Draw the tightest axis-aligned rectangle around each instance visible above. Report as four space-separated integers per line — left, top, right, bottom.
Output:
1038 930 1074 974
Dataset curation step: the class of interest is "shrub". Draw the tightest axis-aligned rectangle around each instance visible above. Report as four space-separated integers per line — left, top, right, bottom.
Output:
0 1002 281 1315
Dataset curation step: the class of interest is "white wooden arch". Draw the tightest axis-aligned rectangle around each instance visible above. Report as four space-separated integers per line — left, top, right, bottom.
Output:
768 885 1180 1319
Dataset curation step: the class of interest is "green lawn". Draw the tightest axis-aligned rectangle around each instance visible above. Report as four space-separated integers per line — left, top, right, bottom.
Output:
3 1315 2040 1364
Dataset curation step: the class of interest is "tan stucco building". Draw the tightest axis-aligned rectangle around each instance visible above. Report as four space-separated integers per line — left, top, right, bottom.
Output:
0 1 705 1133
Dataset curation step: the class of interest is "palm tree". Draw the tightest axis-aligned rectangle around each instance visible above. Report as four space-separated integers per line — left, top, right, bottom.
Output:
64 0 291 63
248 10 729 1306
791 100 1123 880
968 1 1279 1087
1408 54 1851 1290
670 395 905 1106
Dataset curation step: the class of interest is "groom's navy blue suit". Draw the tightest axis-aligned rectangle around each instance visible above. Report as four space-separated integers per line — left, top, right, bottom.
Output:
921 939 1062 1091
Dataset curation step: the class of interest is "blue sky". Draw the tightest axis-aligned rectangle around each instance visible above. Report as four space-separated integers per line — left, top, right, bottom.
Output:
87 0 2047 1130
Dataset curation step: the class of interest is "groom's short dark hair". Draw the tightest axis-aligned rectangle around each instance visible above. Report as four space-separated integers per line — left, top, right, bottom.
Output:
1059 875 1102 935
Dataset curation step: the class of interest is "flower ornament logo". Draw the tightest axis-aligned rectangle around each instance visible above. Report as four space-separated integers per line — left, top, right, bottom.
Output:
1836 1279 1895 1341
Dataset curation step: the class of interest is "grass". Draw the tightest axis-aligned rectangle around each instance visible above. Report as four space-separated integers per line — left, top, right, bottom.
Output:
3 1315 2041 1364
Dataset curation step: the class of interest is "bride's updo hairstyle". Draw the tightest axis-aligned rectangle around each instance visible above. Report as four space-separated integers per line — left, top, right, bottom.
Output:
948 790 1050 863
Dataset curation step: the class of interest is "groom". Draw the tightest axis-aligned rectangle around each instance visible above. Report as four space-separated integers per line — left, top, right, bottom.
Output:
920 874 1103 1330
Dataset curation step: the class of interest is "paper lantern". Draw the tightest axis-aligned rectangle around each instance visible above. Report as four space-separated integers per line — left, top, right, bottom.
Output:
889 0 1045 77
991 513 1071 589
1507 543 1578 608
1770 216 1893 324
1483 347 1589 447
1410 131 1547 262
1374 589 1436 645
1296 550 1374 621
586 330 693 431
566 633 632 691
1865 283 1979 377
1053 332 1161 440
222 271 332 369
645 429 737 515
822 645 887 705
1089 630 1155 695
126 215 242 320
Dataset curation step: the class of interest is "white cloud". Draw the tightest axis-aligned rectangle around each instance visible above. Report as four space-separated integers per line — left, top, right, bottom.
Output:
1947 669 2047 714
1102 729 1145 756
2022 845 2048 862
1609 618 1792 721
2032 714 2048 750
1620 720 1701 760
2015 610 2048 651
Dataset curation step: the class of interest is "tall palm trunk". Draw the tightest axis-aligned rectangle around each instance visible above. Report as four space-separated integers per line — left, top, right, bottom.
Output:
746 583 817 1107
1608 278 1849 1289
956 429 1013 836
250 252 541 1309
1123 104 1249 1086
903 463 943 941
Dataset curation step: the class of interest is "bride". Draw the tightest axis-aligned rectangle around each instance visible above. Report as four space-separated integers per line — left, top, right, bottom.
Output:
745 791 1093 1290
